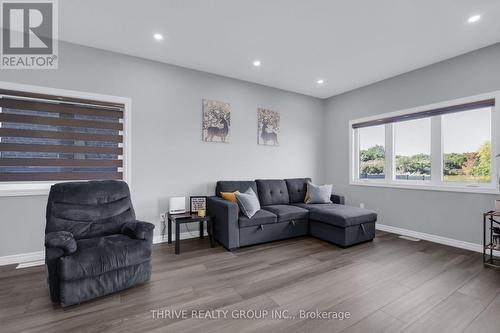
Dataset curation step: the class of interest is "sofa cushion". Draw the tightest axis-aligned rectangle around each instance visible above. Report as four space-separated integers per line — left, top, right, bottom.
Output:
262 204 309 222
285 178 311 204
255 179 290 206
239 209 277 228
216 181 257 197
309 204 377 228
59 234 151 281
292 203 337 210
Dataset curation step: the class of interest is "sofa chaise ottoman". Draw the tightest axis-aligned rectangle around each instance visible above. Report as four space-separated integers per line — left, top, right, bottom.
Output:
308 204 377 247
207 178 377 250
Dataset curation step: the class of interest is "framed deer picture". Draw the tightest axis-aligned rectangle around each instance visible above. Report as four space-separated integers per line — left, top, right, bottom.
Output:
202 99 231 143
258 108 280 146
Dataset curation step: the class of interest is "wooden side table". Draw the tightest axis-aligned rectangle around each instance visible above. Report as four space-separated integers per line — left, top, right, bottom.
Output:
483 211 500 269
167 213 215 254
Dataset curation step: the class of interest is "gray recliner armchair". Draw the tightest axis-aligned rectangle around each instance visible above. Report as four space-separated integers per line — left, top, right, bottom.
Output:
44 180 154 307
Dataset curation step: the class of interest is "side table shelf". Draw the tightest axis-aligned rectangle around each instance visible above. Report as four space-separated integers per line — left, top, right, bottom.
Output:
483 211 500 269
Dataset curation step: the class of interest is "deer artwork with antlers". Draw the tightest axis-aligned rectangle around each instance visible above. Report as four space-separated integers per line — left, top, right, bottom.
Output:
206 114 230 142
202 99 231 143
258 108 280 146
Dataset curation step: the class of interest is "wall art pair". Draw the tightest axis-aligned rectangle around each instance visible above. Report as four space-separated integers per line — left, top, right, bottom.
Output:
202 99 280 146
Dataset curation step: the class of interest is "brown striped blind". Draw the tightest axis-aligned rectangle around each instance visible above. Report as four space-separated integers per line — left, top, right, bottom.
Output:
0 89 124 182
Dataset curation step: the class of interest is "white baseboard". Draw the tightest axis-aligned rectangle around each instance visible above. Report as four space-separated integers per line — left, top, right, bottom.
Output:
0 251 45 267
0 231 205 267
377 223 498 255
2 226 493 267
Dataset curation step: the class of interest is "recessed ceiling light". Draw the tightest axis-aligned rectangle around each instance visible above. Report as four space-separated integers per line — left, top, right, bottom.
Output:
253 60 261 67
468 15 481 23
317 79 324 85
153 33 164 40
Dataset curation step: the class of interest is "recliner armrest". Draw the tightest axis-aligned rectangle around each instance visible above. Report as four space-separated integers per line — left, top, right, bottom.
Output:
121 221 155 241
331 194 345 205
45 231 77 255
207 196 240 250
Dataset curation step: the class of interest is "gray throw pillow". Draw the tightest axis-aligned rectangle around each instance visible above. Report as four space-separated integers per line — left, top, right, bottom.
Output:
235 187 261 218
306 182 332 204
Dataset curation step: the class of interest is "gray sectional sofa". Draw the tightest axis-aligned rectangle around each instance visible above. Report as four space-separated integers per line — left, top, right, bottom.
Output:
207 178 377 250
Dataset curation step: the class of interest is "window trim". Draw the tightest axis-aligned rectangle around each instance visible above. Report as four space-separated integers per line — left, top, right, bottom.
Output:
349 91 500 195
0 81 132 197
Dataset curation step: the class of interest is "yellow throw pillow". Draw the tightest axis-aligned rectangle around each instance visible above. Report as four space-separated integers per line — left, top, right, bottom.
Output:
304 190 309 203
221 191 238 204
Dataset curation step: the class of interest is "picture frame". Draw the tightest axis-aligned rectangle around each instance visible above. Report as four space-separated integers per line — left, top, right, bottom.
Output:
202 99 231 143
257 108 280 146
190 196 207 213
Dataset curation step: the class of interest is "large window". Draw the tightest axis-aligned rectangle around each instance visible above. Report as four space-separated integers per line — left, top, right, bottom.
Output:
0 86 129 195
350 93 498 193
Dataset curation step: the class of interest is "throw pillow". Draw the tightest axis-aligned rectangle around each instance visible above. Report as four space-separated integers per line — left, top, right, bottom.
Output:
305 182 332 204
220 191 237 204
235 187 261 218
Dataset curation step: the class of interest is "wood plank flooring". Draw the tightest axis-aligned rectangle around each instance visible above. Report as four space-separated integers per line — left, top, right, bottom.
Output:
1 231 499 333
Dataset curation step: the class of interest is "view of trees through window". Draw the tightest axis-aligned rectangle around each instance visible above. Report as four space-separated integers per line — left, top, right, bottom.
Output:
443 108 491 183
394 118 431 180
359 125 385 178
358 107 492 183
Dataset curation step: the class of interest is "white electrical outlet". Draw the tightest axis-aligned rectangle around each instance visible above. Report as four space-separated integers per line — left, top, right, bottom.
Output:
360 203 365 208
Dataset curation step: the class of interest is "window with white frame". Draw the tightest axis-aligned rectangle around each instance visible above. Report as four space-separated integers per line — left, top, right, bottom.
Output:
350 93 498 193
0 85 130 196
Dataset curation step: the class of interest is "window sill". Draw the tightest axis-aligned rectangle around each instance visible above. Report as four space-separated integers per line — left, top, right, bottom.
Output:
0 183 54 197
350 180 499 195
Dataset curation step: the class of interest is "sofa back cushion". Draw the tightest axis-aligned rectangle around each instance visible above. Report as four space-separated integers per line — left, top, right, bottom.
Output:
255 179 290 206
46 180 136 240
216 181 257 197
284 178 311 204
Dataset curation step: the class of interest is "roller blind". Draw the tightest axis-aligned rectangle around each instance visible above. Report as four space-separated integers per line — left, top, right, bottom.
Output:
0 89 124 182
352 99 495 129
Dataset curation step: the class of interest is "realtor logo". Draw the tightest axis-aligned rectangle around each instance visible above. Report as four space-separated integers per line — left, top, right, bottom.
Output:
1 0 58 69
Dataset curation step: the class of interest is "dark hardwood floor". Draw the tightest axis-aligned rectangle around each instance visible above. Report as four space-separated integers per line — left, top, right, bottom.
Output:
1 231 500 333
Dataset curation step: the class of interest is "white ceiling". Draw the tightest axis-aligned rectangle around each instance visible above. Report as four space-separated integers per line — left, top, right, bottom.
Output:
59 0 500 98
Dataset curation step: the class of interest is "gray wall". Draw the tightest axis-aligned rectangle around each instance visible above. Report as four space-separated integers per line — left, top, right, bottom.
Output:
0 42 325 257
2 40 499 258
324 43 500 245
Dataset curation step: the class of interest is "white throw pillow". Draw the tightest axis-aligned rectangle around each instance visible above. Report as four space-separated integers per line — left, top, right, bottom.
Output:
306 182 333 204
235 187 261 218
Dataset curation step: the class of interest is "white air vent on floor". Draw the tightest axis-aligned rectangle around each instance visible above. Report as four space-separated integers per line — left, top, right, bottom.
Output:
16 260 44 269
399 235 421 242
